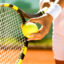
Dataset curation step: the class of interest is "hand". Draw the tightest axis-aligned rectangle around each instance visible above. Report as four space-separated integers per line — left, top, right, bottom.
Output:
58 0 64 8
27 14 53 41
40 0 56 9
40 1 50 9
40 0 64 8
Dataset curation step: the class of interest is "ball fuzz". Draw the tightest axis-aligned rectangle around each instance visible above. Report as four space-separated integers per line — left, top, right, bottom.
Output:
21 22 39 38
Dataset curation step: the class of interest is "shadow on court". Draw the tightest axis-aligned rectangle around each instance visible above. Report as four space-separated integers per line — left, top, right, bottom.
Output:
22 49 55 64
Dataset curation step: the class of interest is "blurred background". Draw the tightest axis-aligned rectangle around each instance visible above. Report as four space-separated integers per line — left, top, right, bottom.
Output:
0 0 55 64
0 0 52 49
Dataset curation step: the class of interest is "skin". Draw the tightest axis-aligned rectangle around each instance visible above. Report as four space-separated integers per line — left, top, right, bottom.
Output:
27 14 53 41
50 0 55 2
27 0 64 64
55 60 64 64
58 0 64 8
40 2 50 9
21 0 64 19
27 0 64 41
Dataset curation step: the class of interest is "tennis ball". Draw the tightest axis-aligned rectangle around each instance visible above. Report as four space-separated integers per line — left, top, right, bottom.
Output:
22 22 39 38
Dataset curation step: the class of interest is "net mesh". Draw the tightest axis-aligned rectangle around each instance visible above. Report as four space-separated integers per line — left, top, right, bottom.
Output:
0 7 24 64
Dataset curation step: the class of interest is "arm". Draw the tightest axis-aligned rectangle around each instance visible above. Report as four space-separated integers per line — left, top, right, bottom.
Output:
28 0 53 40
27 14 53 40
58 0 64 8
40 0 64 9
40 0 55 9
22 0 64 19
28 0 64 40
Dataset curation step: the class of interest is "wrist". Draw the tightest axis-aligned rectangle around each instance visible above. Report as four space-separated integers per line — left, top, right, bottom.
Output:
46 4 62 20
40 13 53 22
47 14 53 21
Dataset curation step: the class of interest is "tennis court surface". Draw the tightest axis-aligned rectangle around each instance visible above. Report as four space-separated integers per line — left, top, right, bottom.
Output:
22 49 55 64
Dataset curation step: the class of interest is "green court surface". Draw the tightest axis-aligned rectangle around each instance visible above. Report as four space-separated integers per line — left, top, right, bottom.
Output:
29 38 52 49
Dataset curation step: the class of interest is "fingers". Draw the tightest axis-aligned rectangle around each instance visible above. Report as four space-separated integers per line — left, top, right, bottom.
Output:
27 18 40 23
27 33 43 41
27 25 47 41
40 0 56 9
40 2 50 9
27 18 44 33
27 26 44 41
27 18 44 26
41 2 50 8
50 0 55 2
25 18 45 41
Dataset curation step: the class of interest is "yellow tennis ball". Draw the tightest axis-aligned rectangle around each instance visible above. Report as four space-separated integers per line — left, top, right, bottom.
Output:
22 22 39 38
